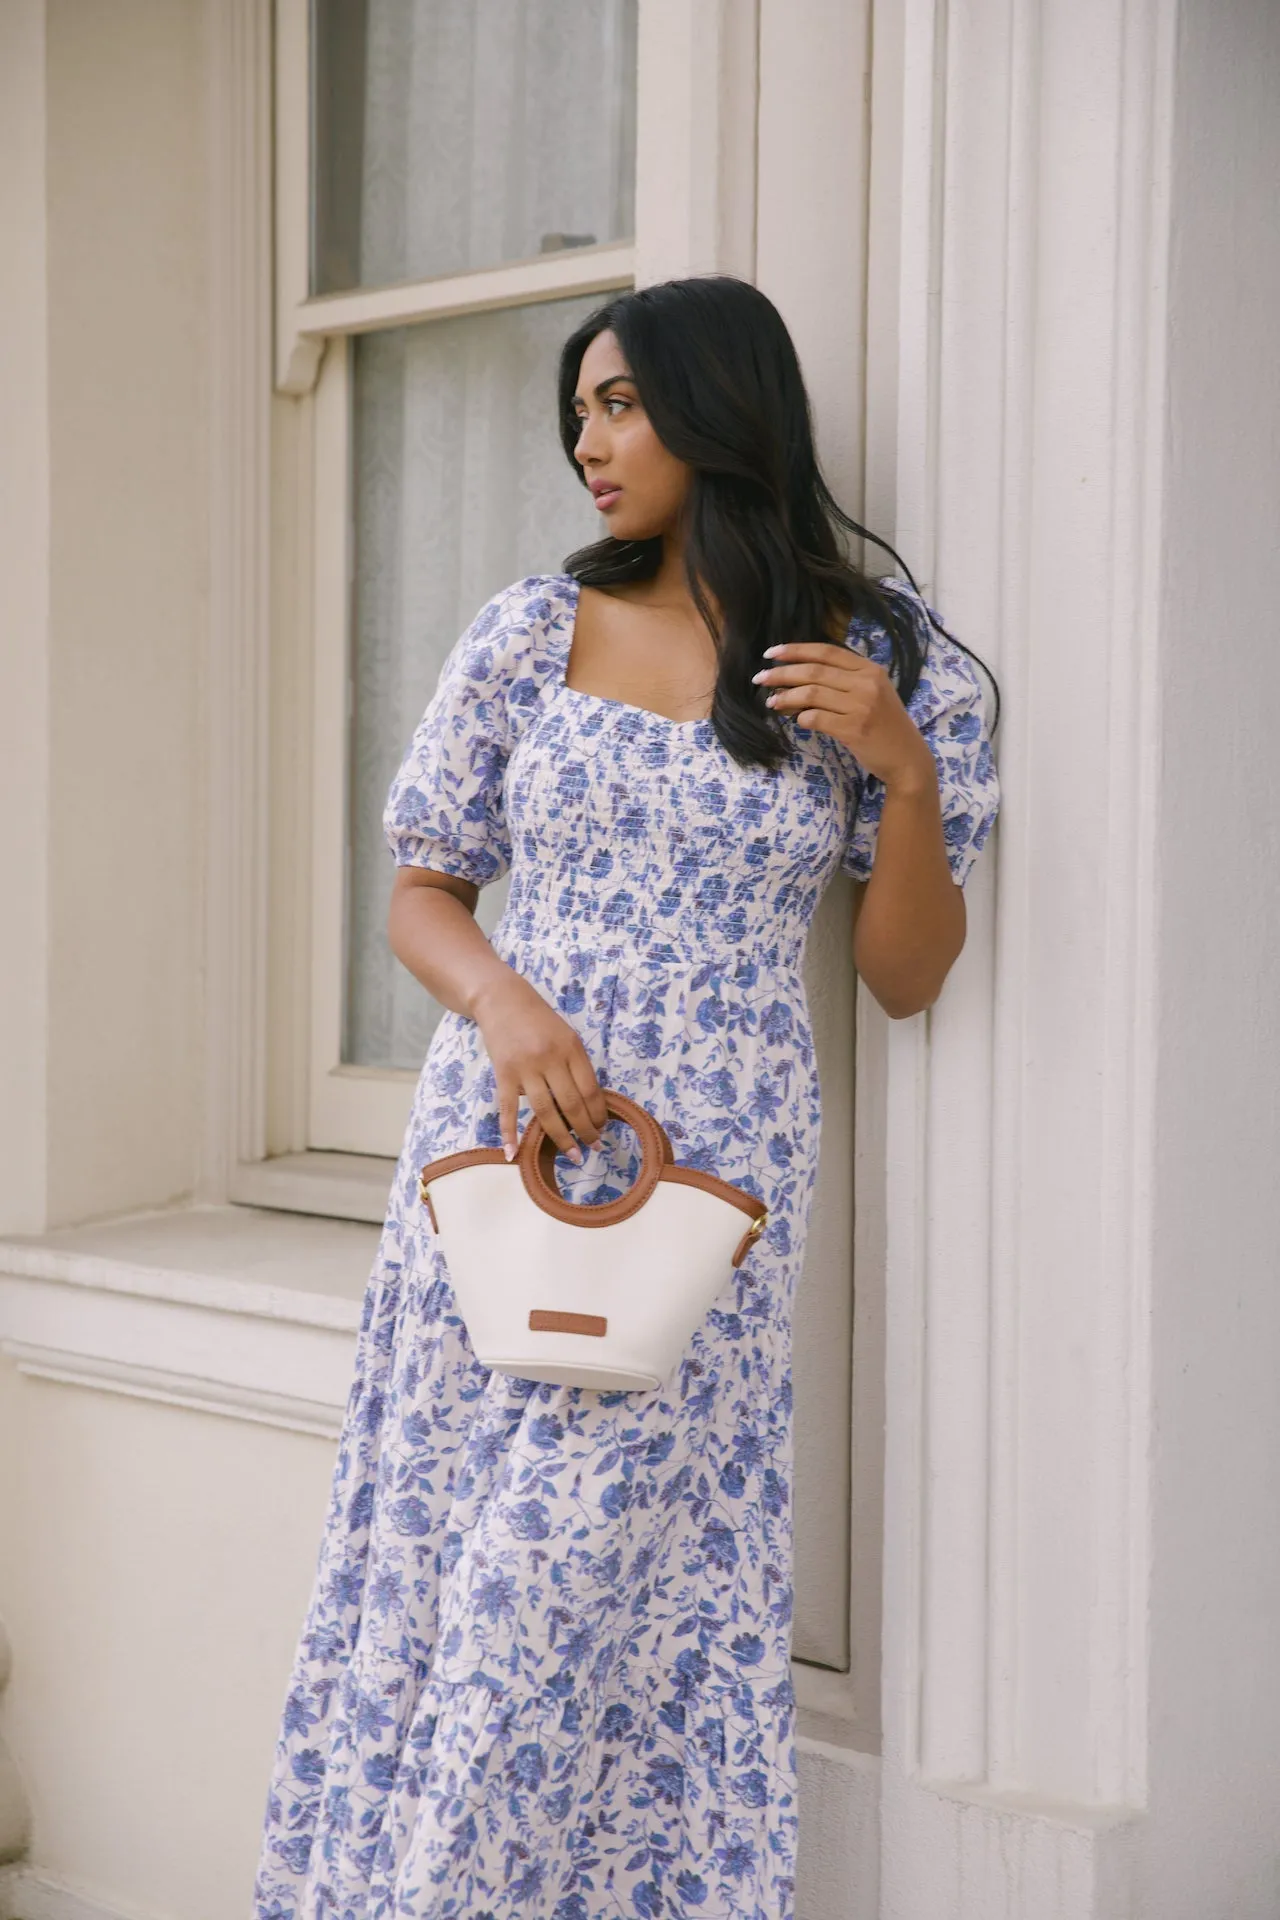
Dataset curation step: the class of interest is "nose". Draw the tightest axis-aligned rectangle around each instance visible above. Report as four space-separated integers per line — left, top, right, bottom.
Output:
574 408 604 466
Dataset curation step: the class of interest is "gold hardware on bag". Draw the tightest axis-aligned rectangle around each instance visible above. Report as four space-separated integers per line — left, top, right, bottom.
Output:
418 1172 439 1234
746 1212 767 1241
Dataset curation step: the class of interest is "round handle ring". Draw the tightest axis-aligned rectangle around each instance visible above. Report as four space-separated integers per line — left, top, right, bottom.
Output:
517 1087 673 1226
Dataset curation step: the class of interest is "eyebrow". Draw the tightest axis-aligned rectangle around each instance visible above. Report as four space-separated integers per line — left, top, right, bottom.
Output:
572 374 636 406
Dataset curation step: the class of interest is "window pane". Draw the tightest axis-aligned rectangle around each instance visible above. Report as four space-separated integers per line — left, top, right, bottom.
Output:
313 0 638 295
344 294 603 1072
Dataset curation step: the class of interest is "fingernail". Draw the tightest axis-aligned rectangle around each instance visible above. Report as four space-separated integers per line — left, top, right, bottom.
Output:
763 645 783 657
503 1142 516 1162
751 670 768 682
568 1146 584 1165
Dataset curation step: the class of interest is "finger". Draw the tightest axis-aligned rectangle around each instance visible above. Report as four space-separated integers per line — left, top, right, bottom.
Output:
762 642 878 671
761 656 864 693
766 679 854 720
545 1058 606 1152
495 1069 522 1162
566 1046 610 1141
524 1075 584 1165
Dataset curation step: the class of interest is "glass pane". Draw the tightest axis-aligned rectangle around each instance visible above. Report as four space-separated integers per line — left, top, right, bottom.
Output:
344 294 603 1072
313 0 638 295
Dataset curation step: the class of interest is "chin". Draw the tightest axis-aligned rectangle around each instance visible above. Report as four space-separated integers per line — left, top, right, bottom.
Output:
602 512 663 544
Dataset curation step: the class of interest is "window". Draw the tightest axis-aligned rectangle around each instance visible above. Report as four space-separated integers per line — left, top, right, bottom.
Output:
251 0 873 1707
290 0 640 1153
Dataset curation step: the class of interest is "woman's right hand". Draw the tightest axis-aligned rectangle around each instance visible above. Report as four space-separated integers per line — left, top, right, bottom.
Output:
470 971 610 1166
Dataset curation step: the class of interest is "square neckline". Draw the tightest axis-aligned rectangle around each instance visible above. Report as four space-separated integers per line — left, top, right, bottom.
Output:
554 574 717 732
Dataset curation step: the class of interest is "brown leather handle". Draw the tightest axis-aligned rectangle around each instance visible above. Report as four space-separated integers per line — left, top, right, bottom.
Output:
517 1087 676 1227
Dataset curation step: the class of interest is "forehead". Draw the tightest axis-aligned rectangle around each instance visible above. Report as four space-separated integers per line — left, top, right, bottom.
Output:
575 328 634 391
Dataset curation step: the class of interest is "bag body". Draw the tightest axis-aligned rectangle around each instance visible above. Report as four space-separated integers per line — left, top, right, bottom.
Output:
418 1088 767 1391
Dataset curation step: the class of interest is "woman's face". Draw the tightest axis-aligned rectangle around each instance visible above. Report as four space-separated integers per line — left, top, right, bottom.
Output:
570 328 691 543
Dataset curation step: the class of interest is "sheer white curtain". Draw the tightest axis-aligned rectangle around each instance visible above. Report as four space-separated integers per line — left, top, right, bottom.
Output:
359 0 637 286
343 1 636 1071
345 298 604 1071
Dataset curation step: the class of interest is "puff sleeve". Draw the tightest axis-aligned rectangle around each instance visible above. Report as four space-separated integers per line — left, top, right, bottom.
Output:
382 581 534 886
840 577 1000 888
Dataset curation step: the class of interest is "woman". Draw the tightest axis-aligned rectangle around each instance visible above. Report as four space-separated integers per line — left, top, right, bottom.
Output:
254 274 1000 1919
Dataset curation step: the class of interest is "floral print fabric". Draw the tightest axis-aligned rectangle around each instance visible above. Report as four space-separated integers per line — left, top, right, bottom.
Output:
254 573 999 1919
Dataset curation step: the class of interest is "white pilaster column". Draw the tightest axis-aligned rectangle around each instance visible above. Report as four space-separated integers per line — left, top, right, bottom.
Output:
869 0 1176 1909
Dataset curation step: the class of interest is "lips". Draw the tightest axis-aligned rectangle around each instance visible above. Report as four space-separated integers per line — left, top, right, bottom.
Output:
590 480 622 509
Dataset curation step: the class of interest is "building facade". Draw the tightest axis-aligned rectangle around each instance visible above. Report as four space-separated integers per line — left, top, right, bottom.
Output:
0 1 1278 1916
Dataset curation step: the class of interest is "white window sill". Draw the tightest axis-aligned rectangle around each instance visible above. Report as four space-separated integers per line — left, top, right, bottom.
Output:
229 1150 397 1224
0 1203 377 1439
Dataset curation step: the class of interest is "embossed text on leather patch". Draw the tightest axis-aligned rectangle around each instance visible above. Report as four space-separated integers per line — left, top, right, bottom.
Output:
529 1309 608 1338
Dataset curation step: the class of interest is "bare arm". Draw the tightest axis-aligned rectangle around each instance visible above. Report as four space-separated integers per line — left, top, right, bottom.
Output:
387 867 609 1162
752 636 968 1019
849 768 966 1018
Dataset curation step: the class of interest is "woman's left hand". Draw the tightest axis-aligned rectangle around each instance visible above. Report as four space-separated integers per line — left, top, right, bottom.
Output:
752 642 936 790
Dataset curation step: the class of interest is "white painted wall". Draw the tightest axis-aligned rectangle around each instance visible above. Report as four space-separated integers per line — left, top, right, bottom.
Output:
2 0 209 1237
0 1356 334 1914
0 0 52 1237
1144 2 1280 1914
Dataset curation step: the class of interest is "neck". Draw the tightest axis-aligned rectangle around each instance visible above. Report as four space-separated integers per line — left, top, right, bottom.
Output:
651 534 689 599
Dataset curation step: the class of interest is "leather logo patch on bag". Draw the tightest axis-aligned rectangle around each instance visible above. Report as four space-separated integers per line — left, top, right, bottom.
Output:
529 1309 608 1338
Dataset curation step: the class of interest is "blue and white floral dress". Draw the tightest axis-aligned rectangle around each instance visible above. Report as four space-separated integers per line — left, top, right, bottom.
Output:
254 571 999 1920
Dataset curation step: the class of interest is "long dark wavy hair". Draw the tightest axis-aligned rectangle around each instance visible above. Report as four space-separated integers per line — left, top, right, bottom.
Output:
557 275 1001 772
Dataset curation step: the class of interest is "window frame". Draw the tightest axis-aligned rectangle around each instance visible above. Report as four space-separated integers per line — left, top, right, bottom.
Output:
277 0 640 1151
221 0 880 1732
235 0 763 1177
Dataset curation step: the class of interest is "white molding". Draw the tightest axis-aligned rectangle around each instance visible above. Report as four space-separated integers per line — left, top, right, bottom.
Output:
273 0 317 395
204 0 272 1196
292 244 636 362
229 1150 395 1224
264 383 318 1156
271 0 634 396
0 1230 363 1332
0 1216 366 1444
3 1343 342 1441
869 0 1175 1905
303 331 350 1152
0 1866 167 1920
305 338 420 1158
0 1270 357 1422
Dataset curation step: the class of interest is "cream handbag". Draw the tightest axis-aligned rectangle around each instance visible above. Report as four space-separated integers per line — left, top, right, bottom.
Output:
417 1088 768 1392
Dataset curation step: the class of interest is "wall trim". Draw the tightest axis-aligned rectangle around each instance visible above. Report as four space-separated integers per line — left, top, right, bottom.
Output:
3 1342 342 1441
0 1865 166 1920
228 1150 395 1224
869 0 1175 1907
0 1215 363 1445
202 0 272 1197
